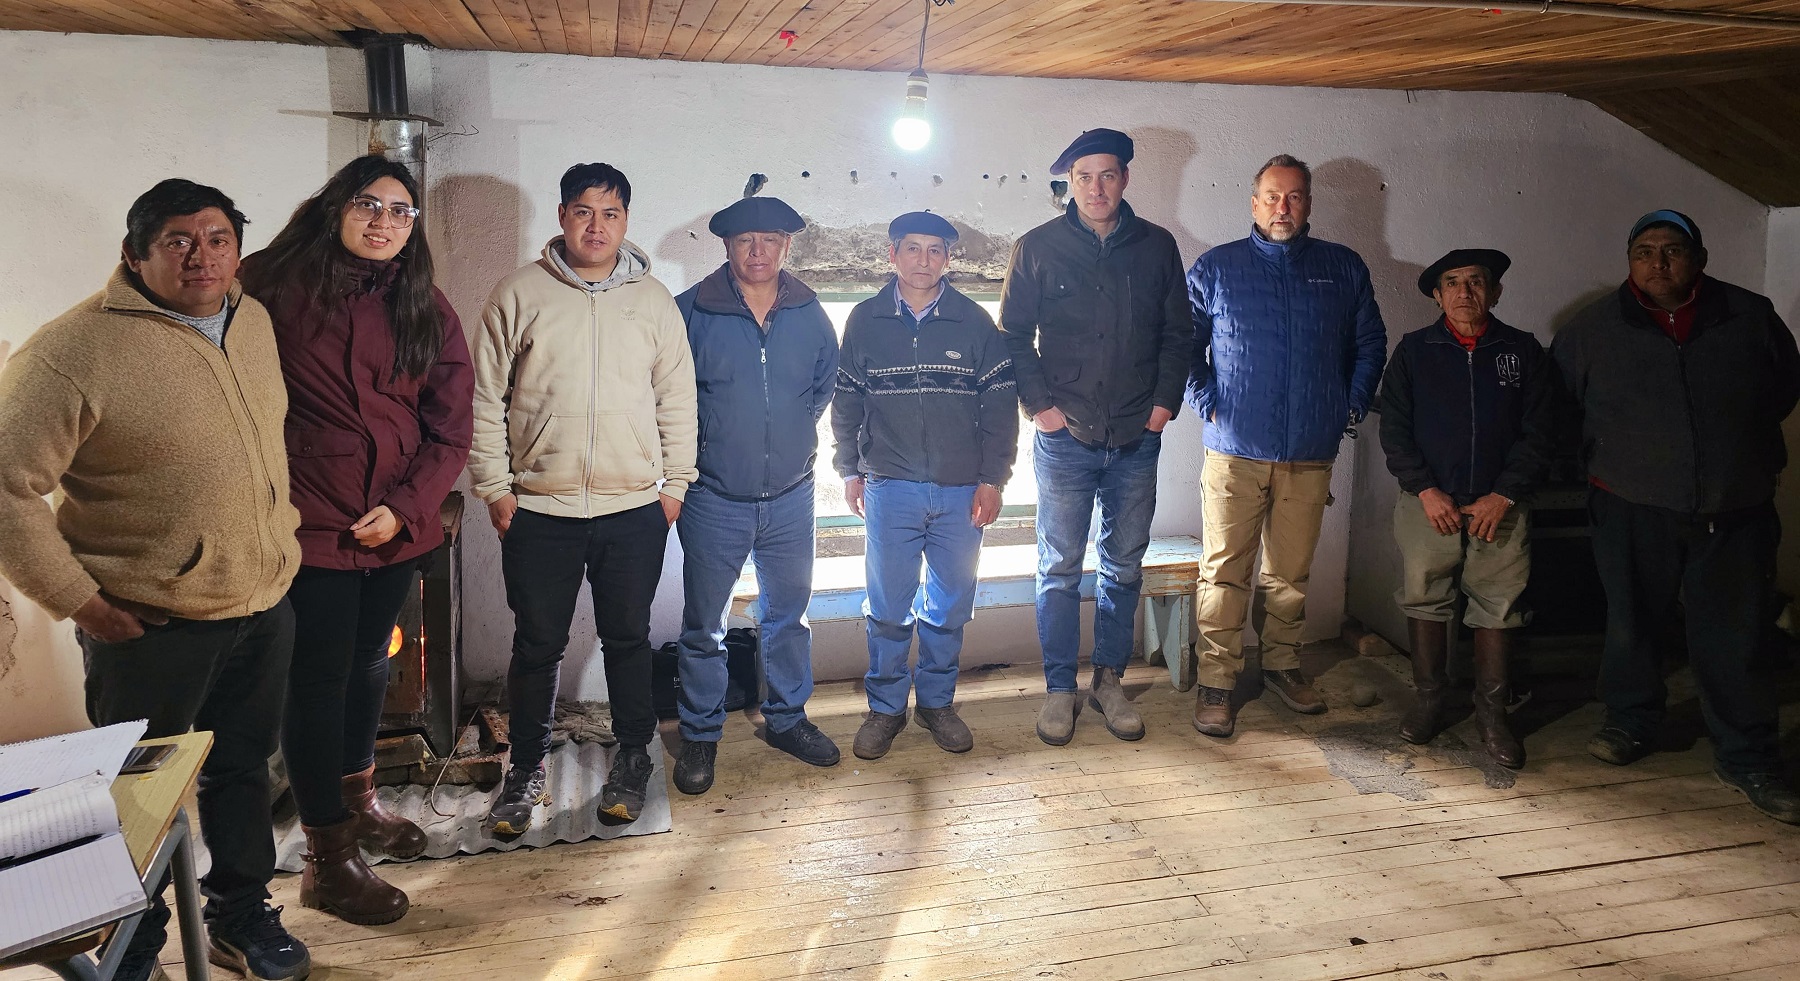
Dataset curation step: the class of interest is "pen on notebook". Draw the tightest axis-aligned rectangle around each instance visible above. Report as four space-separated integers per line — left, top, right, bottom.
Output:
0 788 35 803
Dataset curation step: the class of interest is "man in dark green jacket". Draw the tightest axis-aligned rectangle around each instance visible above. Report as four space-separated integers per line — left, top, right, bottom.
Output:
1553 209 1800 825
832 211 1017 760
999 128 1192 746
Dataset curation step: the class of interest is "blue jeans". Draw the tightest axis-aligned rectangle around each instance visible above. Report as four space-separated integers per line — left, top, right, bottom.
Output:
862 479 985 715
677 482 817 740
1033 428 1162 693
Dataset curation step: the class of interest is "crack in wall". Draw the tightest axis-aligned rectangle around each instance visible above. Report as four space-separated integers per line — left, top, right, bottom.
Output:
788 218 1013 288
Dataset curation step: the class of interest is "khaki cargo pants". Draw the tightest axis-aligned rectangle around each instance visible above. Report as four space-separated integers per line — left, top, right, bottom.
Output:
1195 450 1334 690
1392 493 1531 629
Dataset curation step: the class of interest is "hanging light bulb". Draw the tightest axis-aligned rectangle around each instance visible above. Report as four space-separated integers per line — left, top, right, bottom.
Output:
892 68 931 152
893 0 934 152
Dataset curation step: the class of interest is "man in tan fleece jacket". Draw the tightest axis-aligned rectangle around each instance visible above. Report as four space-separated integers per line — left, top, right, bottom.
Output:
0 180 310 981
468 162 698 834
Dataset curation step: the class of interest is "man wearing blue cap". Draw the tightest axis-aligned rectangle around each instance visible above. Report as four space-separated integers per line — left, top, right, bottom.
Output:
832 212 1018 759
1186 154 1387 737
672 195 842 795
1553 209 1800 824
1377 249 1555 768
999 128 1193 746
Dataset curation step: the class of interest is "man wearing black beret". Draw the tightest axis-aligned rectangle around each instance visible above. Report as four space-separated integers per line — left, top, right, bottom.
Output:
999 127 1193 746
672 195 843 794
1376 249 1554 768
1553 210 1800 824
831 211 1018 759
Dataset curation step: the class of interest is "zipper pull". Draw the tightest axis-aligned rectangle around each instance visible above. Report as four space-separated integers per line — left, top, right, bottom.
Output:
761 346 768 364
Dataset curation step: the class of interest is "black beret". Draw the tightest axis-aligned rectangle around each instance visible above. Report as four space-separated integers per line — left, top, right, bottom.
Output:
1050 128 1134 177
1418 248 1512 297
887 211 958 244
708 196 805 238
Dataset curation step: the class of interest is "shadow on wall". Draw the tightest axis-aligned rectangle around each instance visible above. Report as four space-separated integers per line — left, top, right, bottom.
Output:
1130 125 1210 265
658 213 723 291
1316 157 1433 650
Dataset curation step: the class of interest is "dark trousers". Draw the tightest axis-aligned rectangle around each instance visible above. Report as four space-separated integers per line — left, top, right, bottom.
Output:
81 598 294 916
281 561 419 827
1589 489 1782 776
502 503 668 767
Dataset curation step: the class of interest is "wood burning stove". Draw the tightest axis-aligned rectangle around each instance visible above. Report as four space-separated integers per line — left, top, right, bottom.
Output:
380 492 464 756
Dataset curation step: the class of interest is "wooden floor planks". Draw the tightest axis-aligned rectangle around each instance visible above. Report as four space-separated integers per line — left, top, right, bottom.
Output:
37 640 1796 981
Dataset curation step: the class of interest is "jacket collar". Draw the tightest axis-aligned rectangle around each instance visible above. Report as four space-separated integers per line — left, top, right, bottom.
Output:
1249 223 1314 261
104 264 243 320
540 236 652 291
1061 198 1141 251
1424 314 1514 348
691 262 819 317
1614 275 1724 334
345 256 400 295
870 277 979 325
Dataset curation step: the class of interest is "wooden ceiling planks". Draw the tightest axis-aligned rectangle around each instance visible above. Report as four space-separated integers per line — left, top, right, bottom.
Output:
8 0 1800 201
1582 73 1800 205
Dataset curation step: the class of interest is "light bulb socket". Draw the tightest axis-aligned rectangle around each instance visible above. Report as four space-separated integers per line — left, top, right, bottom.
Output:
904 69 929 109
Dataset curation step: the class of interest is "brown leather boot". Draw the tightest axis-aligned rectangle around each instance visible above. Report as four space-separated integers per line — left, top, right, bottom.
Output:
1399 618 1449 745
342 764 426 859
300 816 409 925
1471 628 1525 769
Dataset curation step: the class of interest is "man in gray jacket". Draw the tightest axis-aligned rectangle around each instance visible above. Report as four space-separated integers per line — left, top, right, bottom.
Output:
832 211 1018 760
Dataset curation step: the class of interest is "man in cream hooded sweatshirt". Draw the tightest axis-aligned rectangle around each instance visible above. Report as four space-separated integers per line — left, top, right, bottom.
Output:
469 163 697 834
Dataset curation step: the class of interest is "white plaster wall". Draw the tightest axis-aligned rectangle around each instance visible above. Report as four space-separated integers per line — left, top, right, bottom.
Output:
0 30 1772 706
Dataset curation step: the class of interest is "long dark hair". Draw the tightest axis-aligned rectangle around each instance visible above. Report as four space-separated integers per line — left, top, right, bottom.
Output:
242 155 444 379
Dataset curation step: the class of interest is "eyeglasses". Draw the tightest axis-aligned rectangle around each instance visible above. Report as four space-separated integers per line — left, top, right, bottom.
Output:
1629 244 1694 263
347 198 420 227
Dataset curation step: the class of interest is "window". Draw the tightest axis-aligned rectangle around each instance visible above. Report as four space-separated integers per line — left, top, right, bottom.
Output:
813 291 1039 554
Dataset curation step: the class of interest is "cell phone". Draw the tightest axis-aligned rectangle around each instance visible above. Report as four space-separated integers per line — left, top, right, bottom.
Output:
121 744 176 774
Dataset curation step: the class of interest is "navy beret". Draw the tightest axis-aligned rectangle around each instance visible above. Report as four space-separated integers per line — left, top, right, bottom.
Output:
709 196 805 238
1418 248 1511 296
887 211 958 244
1050 128 1134 176
1629 209 1703 249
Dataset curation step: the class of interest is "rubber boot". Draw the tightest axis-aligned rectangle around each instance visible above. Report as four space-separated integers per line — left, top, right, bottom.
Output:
1471 627 1525 769
1399 618 1449 745
342 764 427 859
300 816 409 925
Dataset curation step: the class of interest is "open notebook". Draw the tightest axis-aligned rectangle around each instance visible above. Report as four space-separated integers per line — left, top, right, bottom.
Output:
0 722 149 960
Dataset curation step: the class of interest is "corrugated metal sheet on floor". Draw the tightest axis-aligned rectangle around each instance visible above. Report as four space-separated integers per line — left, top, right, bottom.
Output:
269 733 671 873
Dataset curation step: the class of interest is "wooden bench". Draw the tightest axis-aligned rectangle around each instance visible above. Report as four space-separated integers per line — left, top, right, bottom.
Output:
729 535 1206 690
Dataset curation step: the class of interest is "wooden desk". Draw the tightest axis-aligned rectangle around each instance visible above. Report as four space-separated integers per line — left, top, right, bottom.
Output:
3 731 213 981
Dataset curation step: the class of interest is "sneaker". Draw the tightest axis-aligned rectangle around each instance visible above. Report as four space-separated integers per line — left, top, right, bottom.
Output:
1715 769 1800 825
915 705 974 753
854 710 909 760
1193 685 1236 737
598 746 654 826
1586 725 1650 766
766 719 841 767
1262 669 1327 714
207 902 311 981
484 762 549 836
673 740 718 796
1035 692 1079 746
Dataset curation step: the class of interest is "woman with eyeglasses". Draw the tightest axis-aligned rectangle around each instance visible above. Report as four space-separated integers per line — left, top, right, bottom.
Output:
241 155 473 925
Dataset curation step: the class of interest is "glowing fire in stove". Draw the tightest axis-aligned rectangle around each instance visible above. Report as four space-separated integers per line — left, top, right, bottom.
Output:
389 625 404 657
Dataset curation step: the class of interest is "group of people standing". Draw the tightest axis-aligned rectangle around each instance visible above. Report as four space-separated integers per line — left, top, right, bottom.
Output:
0 124 1795 981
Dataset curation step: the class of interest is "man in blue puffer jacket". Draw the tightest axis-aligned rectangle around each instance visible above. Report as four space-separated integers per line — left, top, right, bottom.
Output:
1185 154 1388 736
672 196 842 796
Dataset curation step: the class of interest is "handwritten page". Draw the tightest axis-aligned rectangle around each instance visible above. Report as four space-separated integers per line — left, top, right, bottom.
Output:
0 773 121 862
0 833 146 959
0 720 147 795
